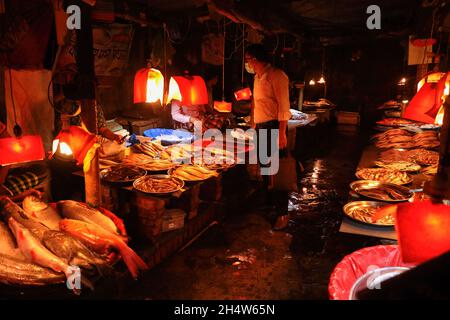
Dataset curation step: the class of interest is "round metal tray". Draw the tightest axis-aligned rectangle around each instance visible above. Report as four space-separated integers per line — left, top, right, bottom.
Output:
343 201 394 227
350 180 414 203
133 174 184 195
355 168 413 186
168 165 217 182
100 165 147 184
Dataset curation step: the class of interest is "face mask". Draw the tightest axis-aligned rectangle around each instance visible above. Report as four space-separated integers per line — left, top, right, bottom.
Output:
245 62 255 74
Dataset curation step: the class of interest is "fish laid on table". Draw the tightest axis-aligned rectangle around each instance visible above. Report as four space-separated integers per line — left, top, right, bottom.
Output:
22 196 62 230
170 165 218 181
59 219 148 279
0 221 24 260
2 197 106 269
0 253 65 286
8 217 93 291
57 200 122 236
0 197 49 240
42 230 108 270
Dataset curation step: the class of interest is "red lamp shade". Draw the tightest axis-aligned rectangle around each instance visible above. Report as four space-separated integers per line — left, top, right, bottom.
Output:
133 68 164 104
395 200 450 264
0 135 45 166
167 75 208 106
52 126 97 165
234 87 252 101
403 72 448 124
214 101 232 113
411 37 437 47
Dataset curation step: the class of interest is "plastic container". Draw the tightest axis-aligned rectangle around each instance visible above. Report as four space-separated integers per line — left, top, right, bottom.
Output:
143 128 194 146
162 209 186 232
328 245 415 300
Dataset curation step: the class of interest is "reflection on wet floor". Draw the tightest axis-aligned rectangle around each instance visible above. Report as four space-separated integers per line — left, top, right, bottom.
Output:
121 125 386 300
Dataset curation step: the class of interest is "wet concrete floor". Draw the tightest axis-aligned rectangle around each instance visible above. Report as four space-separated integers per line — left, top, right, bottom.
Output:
120 124 389 300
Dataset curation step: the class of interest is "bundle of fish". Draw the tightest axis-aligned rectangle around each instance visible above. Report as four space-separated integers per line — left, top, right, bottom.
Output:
170 165 219 181
132 141 165 158
373 129 439 149
159 144 202 161
0 197 147 290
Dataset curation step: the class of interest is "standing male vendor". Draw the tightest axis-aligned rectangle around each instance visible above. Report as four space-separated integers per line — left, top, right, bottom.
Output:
245 44 291 230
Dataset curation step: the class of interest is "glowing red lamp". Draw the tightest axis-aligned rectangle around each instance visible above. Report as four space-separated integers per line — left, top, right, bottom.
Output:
234 87 252 101
52 126 97 165
0 135 45 166
167 75 208 106
214 101 232 113
133 67 165 104
395 200 450 264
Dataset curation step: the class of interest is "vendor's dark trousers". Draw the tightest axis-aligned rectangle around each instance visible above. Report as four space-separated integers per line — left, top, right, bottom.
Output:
256 120 289 224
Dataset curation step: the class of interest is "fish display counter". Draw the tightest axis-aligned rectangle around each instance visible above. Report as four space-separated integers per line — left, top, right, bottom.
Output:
0 196 147 294
339 124 439 240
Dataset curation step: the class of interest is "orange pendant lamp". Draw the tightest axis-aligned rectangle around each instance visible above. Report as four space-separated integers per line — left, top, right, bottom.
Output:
52 126 97 165
234 87 252 101
167 75 208 106
395 200 450 264
133 67 165 104
214 18 232 112
0 133 45 166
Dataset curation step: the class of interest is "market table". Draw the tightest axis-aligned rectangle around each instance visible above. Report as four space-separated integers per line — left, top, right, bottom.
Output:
339 144 430 241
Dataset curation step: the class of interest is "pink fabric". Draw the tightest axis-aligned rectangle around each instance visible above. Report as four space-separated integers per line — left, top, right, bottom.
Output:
328 245 415 300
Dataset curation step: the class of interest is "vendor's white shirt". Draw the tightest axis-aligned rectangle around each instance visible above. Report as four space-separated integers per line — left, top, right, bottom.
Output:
171 101 206 124
253 64 291 124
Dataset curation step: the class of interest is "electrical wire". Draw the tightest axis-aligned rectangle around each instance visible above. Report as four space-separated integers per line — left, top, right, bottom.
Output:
421 5 438 71
7 58 18 127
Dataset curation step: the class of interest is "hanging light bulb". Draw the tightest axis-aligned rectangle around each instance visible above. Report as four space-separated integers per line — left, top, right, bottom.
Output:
51 126 97 165
318 76 326 84
167 75 208 106
133 67 165 104
214 17 232 113
234 87 252 101
309 79 316 86
399 78 407 86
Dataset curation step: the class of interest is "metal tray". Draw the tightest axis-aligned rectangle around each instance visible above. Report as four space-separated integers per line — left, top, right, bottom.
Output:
350 180 414 202
133 174 185 195
343 201 394 227
168 165 217 182
100 165 147 184
355 168 413 186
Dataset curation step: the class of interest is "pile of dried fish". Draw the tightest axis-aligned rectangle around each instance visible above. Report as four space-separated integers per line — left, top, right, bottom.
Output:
159 144 201 161
407 148 439 166
169 165 218 181
100 165 146 183
376 118 425 128
379 148 439 166
421 164 438 176
0 197 147 289
356 168 412 185
373 160 421 172
373 129 439 149
351 181 412 202
132 141 165 158
133 175 184 194
343 201 395 226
